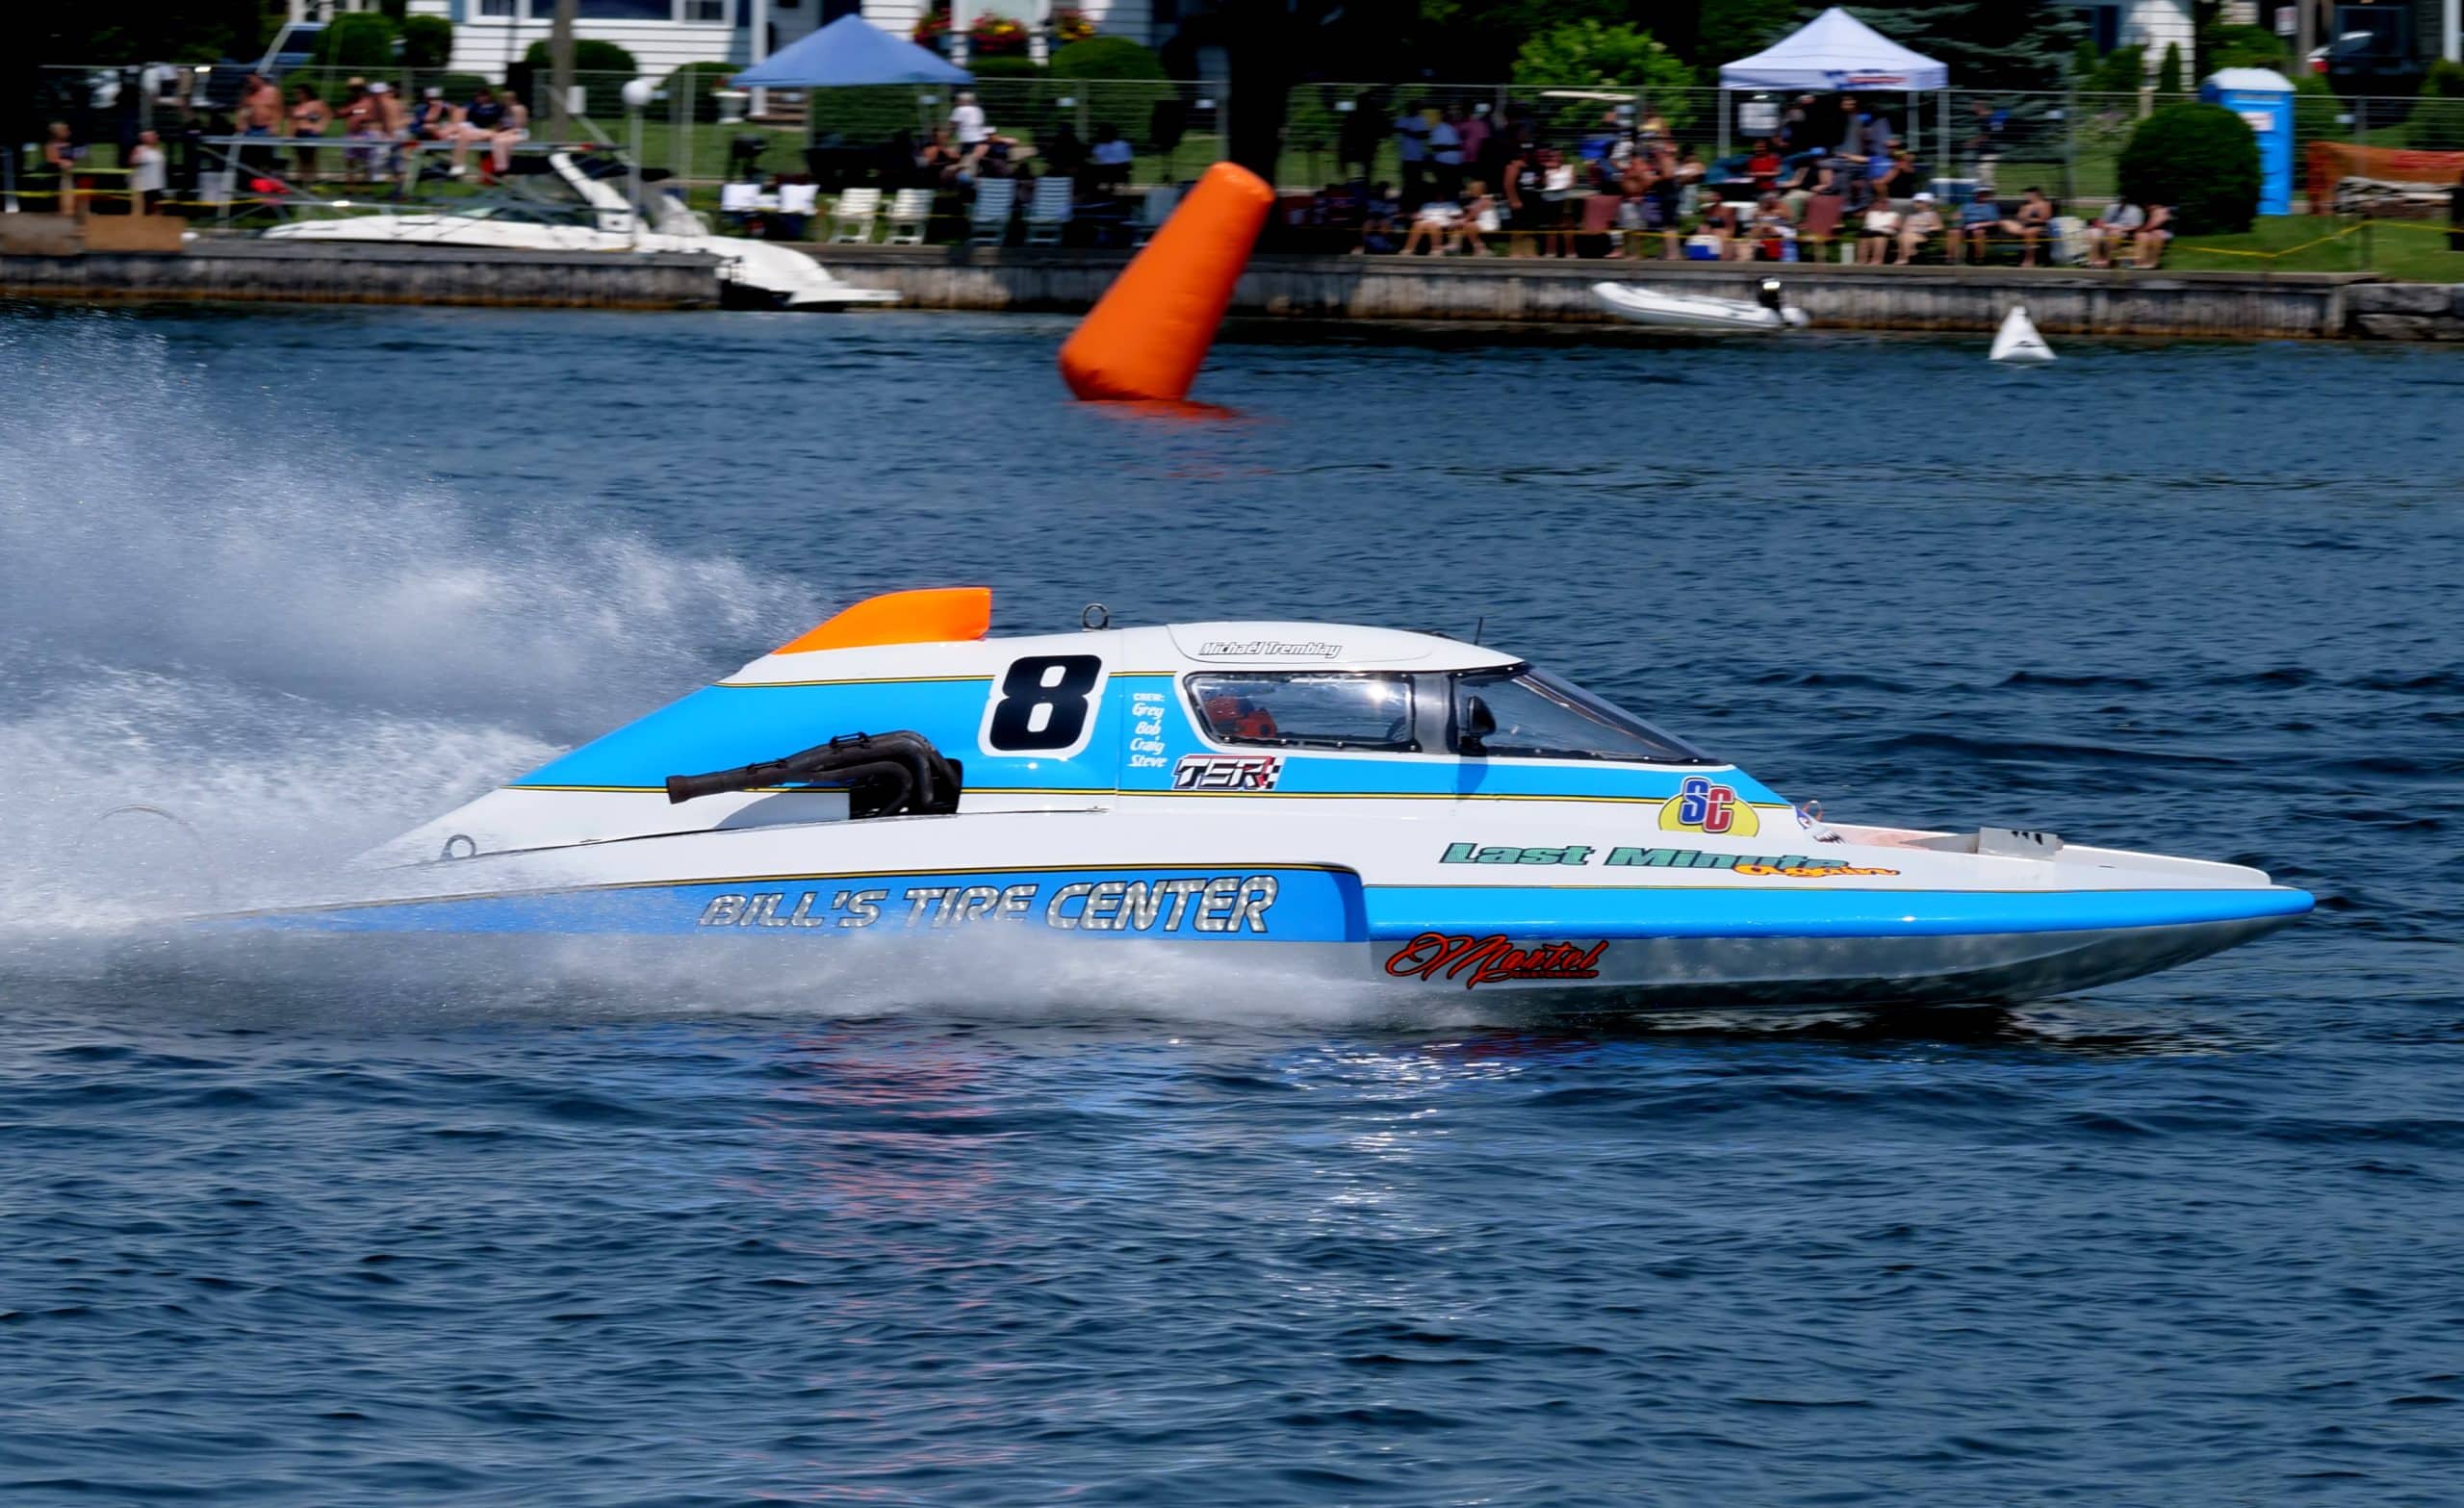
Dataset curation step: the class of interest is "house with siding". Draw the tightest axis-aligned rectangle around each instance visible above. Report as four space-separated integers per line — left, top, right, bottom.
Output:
279 0 1162 82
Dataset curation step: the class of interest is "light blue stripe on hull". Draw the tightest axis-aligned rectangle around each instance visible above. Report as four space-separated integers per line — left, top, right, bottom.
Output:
1367 884 2315 941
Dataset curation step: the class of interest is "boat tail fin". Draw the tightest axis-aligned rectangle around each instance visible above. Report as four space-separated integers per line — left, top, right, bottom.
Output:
773 586 991 656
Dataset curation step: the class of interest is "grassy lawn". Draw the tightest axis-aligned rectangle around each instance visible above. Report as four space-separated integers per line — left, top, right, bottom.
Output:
2170 215 2464 281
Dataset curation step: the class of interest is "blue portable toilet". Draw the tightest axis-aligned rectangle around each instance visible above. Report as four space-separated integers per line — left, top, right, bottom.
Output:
2199 67 2296 217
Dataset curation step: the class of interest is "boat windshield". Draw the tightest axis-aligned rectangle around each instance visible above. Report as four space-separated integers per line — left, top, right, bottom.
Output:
1188 673 1419 753
1453 666 1707 763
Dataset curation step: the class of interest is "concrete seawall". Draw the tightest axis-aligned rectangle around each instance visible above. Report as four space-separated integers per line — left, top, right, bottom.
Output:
0 240 721 310
801 246 2381 340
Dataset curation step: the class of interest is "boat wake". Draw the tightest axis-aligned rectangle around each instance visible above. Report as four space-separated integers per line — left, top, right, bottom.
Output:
0 317 803 933
0 318 1460 1028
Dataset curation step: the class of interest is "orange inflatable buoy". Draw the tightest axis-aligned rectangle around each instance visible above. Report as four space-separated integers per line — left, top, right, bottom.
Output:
1058 162 1273 403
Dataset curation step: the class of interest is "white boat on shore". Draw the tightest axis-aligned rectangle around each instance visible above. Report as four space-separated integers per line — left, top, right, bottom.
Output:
263 150 896 311
1592 277 1810 333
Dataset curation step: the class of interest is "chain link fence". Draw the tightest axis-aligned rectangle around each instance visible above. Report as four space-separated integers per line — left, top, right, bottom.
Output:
17 63 2464 269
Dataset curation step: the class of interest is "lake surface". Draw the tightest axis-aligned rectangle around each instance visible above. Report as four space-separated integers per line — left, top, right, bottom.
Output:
4 306 2461 1505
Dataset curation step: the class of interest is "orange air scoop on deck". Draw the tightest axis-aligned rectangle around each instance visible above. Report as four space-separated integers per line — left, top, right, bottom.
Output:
773 586 992 655
1058 162 1274 404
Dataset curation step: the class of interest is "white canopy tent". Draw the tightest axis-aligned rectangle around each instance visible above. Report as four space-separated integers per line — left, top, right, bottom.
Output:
1715 8 1951 174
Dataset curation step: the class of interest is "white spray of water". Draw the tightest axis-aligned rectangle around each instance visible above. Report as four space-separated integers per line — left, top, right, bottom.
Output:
0 315 814 929
0 316 1429 1028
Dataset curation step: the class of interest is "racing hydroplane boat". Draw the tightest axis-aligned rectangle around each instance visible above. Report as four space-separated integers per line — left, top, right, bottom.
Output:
234 588 2310 1010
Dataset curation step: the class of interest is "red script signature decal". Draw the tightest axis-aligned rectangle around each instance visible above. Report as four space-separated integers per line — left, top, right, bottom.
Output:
1384 933 1608 989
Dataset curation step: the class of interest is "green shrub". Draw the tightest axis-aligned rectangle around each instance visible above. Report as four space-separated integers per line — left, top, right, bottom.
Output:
663 60 740 122
2118 101 2259 233
1049 37 1167 83
967 56 1046 79
314 13 400 71
2407 60 2464 148
2155 41 2183 96
401 14 452 71
2201 24 2287 74
510 38 641 121
2079 43 2144 96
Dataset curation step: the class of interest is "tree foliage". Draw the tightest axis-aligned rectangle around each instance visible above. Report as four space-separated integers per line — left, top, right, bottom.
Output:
401 15 453 72
314 13 401 70
2155 41 2184 96
1841 2 2084 91
2118 101 2259 234
1512 21 1697 131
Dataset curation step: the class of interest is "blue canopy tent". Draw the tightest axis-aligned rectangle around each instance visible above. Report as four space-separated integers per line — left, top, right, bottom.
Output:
731 15 973 181
732 15 974 89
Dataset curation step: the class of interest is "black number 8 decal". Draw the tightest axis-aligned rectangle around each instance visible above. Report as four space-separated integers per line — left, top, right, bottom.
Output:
986 655 1103 752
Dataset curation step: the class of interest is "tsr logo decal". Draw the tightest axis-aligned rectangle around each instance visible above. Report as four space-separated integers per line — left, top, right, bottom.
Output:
1172 754 1285 792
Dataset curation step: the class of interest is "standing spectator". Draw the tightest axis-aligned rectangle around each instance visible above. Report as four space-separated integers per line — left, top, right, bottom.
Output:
41 121 76 216
367 82 407 185
1745 137 1781 192
949 91 988 151
1499 138 1537 255
1894 192 1942 264
1042 120 1088 182
917 126 962 185
1428 104 1464 202
1337 92 1383 182
1393 101 1430 210
288 86 330 182
240 74 283 138
1458 105 1492 189
129 129 167 214
338 78 377 184
1540 144 1578 258
498 91 529 177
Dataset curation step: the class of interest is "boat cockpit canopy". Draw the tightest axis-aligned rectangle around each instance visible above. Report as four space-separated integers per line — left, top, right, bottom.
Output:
1185 663 1707 764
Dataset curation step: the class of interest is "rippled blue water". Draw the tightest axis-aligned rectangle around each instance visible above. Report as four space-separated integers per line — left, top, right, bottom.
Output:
4 307 2461 1505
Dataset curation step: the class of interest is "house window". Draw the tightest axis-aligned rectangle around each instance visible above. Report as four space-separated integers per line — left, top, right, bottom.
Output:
526 0 676 18
684 0 728 19
2071 3 2120 53
477 0 516 16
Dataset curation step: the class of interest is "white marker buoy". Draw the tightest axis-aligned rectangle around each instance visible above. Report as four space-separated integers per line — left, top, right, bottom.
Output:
1990 305 2055 362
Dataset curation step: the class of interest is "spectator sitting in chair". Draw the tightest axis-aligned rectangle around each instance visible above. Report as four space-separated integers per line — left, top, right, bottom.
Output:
1399 193 1461 254
1747 192 1794 261
1856 192 1902 264
2134 201 2173 268
2084 195 2144 268
1350 181 1400 254
1893 192 1942 264
1956 185 2001 262
1450 179 1498 256
1745 138 1782 193
2005 186 2054 267
1088 124 1134 191
1696 194 1743 258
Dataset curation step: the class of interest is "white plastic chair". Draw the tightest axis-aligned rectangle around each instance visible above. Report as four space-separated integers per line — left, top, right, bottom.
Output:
968 178 1016 244
885 188 934 244
1022 176 1074 245
1131 186 1180 246
827 185 878 243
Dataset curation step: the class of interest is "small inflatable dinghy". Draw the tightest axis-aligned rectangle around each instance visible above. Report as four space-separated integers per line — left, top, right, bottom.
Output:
1592 277 1810 333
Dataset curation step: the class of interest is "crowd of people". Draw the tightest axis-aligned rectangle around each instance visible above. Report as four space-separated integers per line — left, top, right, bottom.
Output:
1299 90 2169 268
